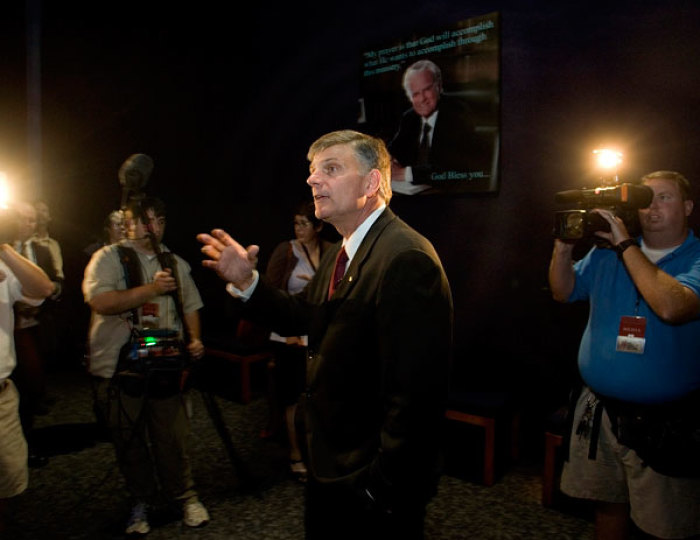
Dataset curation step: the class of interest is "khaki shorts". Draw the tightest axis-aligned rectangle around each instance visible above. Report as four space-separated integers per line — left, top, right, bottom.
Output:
561 386 700 539
0 379 28 498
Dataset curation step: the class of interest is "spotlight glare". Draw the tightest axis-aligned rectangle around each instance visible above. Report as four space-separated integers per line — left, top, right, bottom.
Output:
0 172 10 209
593 148 623 170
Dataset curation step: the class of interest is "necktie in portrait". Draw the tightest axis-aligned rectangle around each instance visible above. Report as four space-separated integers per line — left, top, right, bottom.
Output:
417 123 431 166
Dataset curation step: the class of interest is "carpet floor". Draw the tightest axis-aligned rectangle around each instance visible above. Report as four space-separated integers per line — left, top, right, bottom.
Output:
4 368 596 539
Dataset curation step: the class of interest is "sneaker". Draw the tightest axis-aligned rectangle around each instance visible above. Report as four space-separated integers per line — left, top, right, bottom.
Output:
183 499 210 528
125 502 150 535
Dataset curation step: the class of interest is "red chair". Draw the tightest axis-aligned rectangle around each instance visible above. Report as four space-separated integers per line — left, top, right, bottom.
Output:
445 391 520 486
541 404 569 507
204 319 273 404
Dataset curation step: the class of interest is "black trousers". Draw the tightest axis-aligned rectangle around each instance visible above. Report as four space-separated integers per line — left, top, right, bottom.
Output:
11 326 45 435
304 477 426 540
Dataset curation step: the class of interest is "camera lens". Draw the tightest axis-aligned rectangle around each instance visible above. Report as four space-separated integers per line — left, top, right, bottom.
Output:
566 212 584 238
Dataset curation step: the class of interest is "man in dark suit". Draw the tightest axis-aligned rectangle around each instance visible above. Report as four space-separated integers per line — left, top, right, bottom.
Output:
389 59 488 185
198 130 453 539
10 202 62 466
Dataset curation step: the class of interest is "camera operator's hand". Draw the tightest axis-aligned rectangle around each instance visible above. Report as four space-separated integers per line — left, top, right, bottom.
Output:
152 268 177 295
187 337 205 360
591 208 633 247
549 239 577 302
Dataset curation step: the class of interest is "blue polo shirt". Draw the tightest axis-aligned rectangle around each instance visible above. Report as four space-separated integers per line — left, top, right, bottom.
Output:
570 231 700 403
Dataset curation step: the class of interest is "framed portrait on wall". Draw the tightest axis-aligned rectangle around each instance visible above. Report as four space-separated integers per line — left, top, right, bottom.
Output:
358 11 500 196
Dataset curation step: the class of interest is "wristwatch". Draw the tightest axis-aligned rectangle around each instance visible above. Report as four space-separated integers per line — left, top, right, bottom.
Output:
616 238 637 255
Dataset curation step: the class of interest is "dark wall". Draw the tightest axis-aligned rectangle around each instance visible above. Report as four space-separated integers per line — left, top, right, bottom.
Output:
2 1 700 412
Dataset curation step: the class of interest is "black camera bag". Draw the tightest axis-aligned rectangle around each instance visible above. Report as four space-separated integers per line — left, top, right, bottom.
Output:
117 330 186 398
601 391 700 477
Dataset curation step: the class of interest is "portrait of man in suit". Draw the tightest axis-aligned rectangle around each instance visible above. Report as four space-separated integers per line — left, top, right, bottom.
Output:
388 59 492 191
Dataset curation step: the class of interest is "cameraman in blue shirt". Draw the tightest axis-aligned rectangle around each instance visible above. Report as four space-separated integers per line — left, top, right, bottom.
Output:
549 170 700 539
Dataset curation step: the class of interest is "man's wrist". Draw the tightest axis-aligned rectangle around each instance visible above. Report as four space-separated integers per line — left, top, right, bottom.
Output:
225 270 259 300
615 238 638 255
225 282 241 297
149 282 162 297
553 239 575 258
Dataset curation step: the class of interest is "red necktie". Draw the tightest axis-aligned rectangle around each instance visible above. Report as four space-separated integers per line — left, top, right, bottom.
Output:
328 247 348 299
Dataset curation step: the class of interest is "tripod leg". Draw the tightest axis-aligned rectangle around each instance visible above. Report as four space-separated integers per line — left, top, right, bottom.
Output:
198 390 260 494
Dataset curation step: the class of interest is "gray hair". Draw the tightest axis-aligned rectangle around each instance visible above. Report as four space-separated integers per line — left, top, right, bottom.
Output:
402 59 443 99
308 130 392 204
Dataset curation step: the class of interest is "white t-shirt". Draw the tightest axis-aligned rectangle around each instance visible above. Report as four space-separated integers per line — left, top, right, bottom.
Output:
0 260 44 379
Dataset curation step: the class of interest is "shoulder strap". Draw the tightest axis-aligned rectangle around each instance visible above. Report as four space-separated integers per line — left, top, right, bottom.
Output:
158 251 188 332
561 382 583 463
116 245 142 325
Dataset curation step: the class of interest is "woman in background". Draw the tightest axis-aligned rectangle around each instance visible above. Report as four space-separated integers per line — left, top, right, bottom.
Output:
83 210 125 259
263 201 332 481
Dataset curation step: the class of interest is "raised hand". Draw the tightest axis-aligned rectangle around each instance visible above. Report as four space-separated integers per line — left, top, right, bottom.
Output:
197 229 259 289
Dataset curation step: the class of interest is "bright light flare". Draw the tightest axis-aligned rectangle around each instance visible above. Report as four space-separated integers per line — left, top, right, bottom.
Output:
593 148 623 170
0 172 10 209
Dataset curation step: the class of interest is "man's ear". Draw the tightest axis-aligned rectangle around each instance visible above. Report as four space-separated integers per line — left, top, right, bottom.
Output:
685 199 694 217
364 169 381 197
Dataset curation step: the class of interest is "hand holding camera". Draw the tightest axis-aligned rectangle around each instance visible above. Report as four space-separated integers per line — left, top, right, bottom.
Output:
589 208 633 246
553 183 652 248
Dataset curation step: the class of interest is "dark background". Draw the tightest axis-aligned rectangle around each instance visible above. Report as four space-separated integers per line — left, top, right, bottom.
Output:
2 0 700 441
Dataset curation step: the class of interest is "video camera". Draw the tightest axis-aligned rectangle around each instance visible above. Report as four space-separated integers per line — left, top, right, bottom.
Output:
553 182 653 243
553 148 653 244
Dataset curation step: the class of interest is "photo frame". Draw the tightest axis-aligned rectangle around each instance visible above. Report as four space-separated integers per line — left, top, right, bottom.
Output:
358 11 500 196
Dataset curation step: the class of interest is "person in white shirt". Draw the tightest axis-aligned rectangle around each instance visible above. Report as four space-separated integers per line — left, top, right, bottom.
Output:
0 238 54 533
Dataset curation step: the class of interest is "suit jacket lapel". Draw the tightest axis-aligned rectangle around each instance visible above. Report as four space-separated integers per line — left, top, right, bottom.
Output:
304 208 397 352
332 208 396 300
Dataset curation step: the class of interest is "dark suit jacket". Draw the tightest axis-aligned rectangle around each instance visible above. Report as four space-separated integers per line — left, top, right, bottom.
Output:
13 242 63 355
244 208 453 508
389 94 490 182
31 242 61 285
32 242 63 347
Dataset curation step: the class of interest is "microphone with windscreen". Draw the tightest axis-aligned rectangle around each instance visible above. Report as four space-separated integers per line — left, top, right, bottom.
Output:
119 154 154 209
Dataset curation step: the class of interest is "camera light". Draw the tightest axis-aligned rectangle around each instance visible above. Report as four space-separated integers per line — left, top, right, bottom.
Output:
593 149 623 170
0 172 10 209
